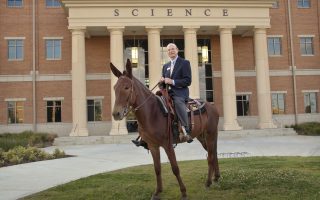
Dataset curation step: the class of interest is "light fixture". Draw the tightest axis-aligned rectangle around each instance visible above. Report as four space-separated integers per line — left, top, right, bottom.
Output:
131 31 138 64
201 43 209 63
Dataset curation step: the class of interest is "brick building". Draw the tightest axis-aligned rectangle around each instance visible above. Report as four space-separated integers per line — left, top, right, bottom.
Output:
0 0 319 136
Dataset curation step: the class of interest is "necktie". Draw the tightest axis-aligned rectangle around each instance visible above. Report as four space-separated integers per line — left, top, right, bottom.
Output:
170 61 174 76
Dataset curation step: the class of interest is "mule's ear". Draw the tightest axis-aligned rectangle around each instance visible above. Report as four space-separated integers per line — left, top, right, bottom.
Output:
125 59 132 79
110 62 122 78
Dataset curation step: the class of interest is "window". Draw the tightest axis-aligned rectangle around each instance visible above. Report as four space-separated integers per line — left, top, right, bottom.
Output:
46 0 61 7
304 93 317 113
236 95 250 116
8 39 23 60
300 37 313 55
47 101 62 122
272 93 285 114
268 37 282 56
298 0 310 8
272 0 279 8
87 99 102 121
7 101 24 124
7 0 23 7
198 39 214 102
46 39 61 60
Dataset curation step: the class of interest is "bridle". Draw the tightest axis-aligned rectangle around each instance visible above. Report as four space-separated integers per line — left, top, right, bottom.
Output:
121 78 159 117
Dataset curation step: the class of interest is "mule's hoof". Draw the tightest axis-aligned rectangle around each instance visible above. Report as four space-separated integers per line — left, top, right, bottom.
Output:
181 196 189 200
206 180 212 188
151 194 161 200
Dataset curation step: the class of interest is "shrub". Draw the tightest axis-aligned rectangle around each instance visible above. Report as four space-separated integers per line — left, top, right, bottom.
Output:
291 122 320 136
0 146 66 167
0 131 57 151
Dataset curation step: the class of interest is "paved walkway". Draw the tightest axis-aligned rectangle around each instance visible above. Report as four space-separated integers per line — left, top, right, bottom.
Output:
0 134 320 200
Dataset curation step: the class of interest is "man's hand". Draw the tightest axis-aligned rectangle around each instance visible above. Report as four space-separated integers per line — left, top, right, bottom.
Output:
160 77 165 82
164 78 173 85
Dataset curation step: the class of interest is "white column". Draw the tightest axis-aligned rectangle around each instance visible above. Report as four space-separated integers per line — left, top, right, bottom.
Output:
69 27 89 136
146 26 162 90
183 26 200 99
219 26 242 130
108 27 128 135
254 27 277 129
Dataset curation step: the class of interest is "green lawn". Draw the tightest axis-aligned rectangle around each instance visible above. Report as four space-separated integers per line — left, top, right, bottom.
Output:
23 157 320 200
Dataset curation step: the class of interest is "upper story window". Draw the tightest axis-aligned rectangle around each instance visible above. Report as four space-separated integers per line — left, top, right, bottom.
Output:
46 0 61 7
7 0 23 7
6 38 24 60
268 37 282 56
299 36 314 56
298 0 310 8
272 0 279 8
45 38 62 60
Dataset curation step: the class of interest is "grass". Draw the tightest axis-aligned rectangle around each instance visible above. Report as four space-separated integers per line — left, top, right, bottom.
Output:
23 157 320 200
0 131 57 151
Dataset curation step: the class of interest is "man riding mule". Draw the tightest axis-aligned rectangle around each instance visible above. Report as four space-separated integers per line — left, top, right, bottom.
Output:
110 59 220 200
133 43 193 147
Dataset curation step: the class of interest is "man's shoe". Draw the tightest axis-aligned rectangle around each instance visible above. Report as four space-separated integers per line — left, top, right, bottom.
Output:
131 139 141 147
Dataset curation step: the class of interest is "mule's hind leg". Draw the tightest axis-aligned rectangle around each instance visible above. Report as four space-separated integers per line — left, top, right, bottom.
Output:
197 134 214 187
149 146 163 199
204 135 215 187
163 145 187 200
212 134 220 182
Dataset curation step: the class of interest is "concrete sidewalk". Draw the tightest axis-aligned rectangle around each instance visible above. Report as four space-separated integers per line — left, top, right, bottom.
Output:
0 134 320 200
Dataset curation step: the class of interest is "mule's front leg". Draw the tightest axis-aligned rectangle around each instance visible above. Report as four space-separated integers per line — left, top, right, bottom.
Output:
164 145 187 200
150 146 162 200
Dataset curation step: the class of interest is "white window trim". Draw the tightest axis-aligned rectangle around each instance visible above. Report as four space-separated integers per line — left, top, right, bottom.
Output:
271 91 287 94
4 37 26 40
43 97 64 101
5 98 27 101
298 35 315 38
236 92 252 95
302 90 319 93
267 35 283 38
87 96 104 100
43 37 63 40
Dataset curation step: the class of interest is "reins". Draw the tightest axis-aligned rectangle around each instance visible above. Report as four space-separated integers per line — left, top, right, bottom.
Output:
123 81 160 117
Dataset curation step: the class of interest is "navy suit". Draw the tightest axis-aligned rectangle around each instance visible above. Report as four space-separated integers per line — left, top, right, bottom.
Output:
162 56 192 129
162 57 192 100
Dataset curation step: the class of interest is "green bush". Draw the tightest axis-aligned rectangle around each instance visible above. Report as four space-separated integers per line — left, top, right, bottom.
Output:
291 122 320 136
0 131 57 151
0 146 65 167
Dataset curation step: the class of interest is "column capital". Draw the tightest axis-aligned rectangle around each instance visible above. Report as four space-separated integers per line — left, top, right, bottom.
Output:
182 26 200 32
107 26 125 32
219 25 236 31
68 26 86 31
145 26 163 30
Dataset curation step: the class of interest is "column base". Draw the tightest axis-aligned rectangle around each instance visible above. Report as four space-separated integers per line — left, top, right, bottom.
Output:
109 120 128 135
223 121 243 131
257 122 277 129
69 127 89 137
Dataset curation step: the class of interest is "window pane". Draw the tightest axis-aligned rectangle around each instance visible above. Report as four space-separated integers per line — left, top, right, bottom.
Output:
205 78 213 90
87 105 94 121
55 106 61 122
16 46 23 59
8 46 16 59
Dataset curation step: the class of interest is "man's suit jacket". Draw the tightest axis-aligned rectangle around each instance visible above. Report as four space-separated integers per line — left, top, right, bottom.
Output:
162 56 192 100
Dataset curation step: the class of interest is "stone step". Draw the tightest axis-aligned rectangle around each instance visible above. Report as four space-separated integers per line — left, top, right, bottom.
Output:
53 128 297 146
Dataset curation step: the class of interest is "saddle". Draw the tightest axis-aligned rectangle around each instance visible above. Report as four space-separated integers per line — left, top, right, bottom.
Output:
155 89 207 144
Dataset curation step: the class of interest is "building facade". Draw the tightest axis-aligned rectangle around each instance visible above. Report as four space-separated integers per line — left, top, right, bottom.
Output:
0 0 319 136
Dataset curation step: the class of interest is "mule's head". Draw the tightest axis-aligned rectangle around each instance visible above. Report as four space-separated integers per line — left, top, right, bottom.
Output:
110 59 135 120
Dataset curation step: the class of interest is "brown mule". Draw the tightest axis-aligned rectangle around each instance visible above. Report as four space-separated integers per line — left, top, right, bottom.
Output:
110 59 220 200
